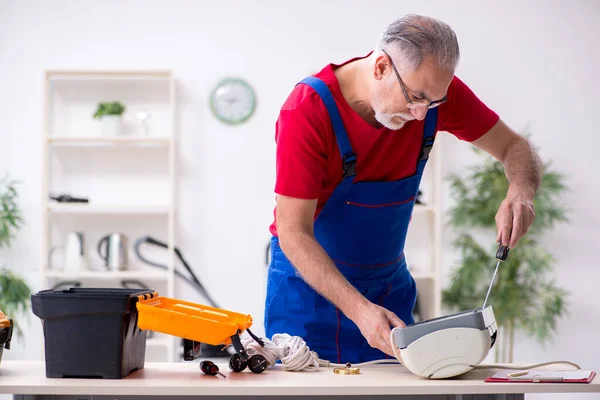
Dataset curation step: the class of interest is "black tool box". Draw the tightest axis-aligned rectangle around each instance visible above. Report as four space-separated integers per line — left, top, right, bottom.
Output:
31 287 157 379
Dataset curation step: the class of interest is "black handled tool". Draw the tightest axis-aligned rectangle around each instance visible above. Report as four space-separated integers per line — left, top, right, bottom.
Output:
49 193 89 203
482 243 510 309
200 360 226 378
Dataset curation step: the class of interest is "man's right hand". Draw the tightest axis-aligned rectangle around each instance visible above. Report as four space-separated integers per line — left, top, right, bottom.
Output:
349 302 406 357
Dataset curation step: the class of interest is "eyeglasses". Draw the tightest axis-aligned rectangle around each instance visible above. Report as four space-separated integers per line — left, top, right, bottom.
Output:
381 49 447 110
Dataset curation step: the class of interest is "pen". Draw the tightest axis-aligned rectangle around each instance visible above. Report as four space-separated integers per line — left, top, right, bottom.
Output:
532 376 563 383
509 374 564 382
508 371 528 378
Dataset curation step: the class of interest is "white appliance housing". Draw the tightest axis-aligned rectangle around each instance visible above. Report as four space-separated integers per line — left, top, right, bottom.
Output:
391 306 497 379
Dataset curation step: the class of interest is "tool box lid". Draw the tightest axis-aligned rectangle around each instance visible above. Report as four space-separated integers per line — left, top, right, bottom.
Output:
32 287 156 298
31 287 157 320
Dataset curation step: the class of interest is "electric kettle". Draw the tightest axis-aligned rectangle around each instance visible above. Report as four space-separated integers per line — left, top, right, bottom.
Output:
48 231 88 271
98 233 128 271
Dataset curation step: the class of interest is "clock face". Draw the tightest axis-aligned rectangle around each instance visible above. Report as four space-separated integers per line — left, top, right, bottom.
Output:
209 78 256 125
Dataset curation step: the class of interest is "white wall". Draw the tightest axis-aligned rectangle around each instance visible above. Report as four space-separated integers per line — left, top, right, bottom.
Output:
1 0 599 398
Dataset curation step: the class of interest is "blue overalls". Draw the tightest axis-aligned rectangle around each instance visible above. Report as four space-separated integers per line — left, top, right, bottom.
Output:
264 76 438 364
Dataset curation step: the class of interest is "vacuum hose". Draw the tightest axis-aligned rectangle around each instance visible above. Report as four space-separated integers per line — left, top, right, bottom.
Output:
133 236 219 308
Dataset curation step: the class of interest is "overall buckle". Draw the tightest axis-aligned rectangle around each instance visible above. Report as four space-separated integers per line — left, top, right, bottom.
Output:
343 154 357 179
419 137 435 161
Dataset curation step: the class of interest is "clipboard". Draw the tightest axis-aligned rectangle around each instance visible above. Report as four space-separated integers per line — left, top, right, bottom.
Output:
485 369 596 383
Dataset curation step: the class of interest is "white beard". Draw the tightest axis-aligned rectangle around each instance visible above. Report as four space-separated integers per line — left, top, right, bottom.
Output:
371 80 415 130
374 110 415 130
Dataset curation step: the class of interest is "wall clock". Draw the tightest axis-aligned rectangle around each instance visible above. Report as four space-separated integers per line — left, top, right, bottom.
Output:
209 77 257 125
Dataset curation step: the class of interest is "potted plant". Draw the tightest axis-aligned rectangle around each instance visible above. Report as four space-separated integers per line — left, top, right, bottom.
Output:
93 101 126 136
0 174 31 341
442 138 569 363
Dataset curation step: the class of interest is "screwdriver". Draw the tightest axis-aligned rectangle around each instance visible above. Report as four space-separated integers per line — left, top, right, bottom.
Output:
200 360 226 378
482 243 510 310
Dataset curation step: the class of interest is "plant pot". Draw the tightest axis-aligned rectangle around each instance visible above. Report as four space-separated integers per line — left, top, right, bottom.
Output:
102 115 123 136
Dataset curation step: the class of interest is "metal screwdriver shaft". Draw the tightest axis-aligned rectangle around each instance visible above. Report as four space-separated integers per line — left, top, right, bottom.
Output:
482 244 510 310
482 260 500 310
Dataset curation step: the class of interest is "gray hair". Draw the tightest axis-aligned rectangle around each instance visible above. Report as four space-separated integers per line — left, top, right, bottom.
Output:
376 14 460 72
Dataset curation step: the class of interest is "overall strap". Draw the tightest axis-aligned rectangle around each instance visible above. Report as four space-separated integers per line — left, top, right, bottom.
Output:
298 76 357 180
416 107 439 175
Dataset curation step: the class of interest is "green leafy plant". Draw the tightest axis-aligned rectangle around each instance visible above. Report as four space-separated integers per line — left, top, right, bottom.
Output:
93 101 126 119
442 141 569 363
0 175 23 249
0 174 31 339
0 269 30 338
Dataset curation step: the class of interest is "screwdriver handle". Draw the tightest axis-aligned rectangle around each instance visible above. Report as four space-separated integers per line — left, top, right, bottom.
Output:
496 244 510 261
200 360 226 378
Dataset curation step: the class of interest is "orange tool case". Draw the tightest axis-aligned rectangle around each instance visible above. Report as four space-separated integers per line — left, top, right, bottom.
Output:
136 295 268 373
0 309 13 365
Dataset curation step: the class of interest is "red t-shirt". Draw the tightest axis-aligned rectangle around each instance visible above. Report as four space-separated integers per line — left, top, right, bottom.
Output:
269 54 499 237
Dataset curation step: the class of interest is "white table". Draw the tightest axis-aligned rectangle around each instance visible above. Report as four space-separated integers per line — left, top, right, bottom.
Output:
1 361 598 400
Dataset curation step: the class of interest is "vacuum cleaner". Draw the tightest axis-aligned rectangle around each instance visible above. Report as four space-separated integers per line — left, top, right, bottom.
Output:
134 236 233 359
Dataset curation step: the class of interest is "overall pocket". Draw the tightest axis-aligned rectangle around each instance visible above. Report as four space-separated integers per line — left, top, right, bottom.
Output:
344 196 415 209
332 196 414 266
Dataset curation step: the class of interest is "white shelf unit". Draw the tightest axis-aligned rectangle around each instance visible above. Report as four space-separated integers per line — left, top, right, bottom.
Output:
403 138 443 322
41 70 177 363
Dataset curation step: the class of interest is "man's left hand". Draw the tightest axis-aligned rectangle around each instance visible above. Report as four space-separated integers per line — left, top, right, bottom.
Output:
495 186 536 248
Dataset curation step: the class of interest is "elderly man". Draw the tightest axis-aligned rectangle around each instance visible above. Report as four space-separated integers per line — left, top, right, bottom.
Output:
264 14 541 364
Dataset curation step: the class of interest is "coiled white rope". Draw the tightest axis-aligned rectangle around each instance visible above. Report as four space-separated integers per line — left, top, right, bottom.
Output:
241 333 321 371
